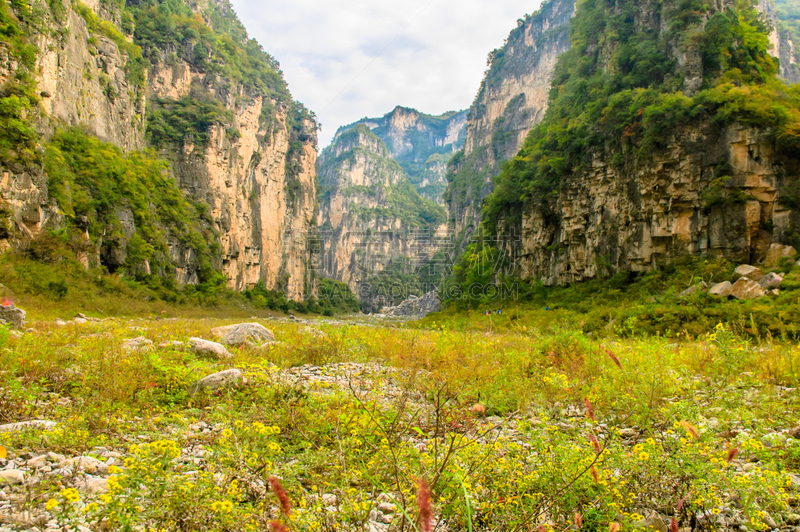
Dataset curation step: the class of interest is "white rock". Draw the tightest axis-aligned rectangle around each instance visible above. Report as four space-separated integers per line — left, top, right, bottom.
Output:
0 420 56 433
0 469 24 485
26 455 48 469
63 456 109 475
733 264 763 281
219 323 275 347
79 477 108 494
708 281 732 297
188 369 244 395
122 336 153 353
188 337 231 359
731 278 766 300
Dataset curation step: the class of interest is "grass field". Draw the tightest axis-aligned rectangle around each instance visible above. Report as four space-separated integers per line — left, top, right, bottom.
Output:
0 304 798 531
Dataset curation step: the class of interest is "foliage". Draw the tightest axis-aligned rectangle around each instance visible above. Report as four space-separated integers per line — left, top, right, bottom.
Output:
130 0 290 98
483 0 785 234
146 90 233 147
44 127 220 279
0 308 798 530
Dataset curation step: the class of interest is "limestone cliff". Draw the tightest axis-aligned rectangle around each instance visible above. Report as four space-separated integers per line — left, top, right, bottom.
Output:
317 125 446 311
514 124 799 285
0 0 317 300
479 0 800 288
443 0 575 249
339 106 467 203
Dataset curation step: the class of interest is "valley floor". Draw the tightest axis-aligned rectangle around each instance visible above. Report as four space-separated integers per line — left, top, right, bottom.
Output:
0 312 798 532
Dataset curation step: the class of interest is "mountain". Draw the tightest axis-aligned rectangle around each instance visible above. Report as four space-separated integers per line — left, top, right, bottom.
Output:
465 0 800 288
0 0 317 299
443 0 576 250
316 124 446 311
337 106 467 203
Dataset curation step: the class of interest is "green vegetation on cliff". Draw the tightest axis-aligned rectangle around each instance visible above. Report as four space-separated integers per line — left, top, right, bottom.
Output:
484 0 790 232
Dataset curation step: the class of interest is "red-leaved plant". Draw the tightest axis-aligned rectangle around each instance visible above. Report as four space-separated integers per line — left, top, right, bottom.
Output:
416 478 433 532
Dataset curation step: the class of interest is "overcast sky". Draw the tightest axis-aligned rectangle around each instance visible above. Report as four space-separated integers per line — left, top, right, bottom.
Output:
229 0 541 148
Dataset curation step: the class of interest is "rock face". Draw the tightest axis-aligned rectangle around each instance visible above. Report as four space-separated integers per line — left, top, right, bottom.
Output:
337 106 467 202
0 0 317 300
507 124 800 285
443 0 576 247
764 242 797 267
317 125 447 311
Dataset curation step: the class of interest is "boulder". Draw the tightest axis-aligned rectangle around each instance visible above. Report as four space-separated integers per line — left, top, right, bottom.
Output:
189 337 231 359
188 368 244 395
382 290 440 317
0 304 25 329
210 324 238 337
730 278 766 300
679 285 698 297
0 420 56 433
757 272 783 289
733 265 763 281
122 336 153 353
219 323 275 347
764 243 797 268
708 281 732 297
0 469 24 485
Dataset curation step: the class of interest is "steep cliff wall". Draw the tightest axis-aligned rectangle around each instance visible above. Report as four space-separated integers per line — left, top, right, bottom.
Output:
0 0 317 300
478 0 800 287
317 125 446 311
338 106 467 202
443 0 575 248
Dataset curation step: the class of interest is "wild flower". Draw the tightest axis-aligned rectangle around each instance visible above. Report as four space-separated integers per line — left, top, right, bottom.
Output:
45 498 59 510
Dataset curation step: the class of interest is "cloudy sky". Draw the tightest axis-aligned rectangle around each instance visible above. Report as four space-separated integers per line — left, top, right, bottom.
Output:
229 0 541 148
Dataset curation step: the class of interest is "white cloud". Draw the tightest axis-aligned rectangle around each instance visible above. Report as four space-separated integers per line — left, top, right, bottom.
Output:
229 0 542 148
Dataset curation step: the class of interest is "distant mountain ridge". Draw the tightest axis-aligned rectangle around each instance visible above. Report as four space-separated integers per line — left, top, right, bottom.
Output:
335 106 467 202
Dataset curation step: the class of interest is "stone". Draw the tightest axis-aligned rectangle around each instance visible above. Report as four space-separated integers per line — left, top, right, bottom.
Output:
79 477 108 494
26 455 48 469
634 511 668 532
321 493 338 507
188 369 244 395
377 502 396 514
764 243 797 267
679 285 698 297
0 469 24 485
757 272 783 289
122 336 153 353
219 323 275 346
708 281 732 297
63 456 109 475
189 337 231 359
733 265 763 281
0 420 56 433
73 317 88 324
0 304 25 328
619 428 637 438
730 278 766 300
789 426 800 439
382 290 440 317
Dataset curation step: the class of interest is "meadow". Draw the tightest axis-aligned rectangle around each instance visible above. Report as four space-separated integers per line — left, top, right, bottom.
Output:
0 300 798 531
